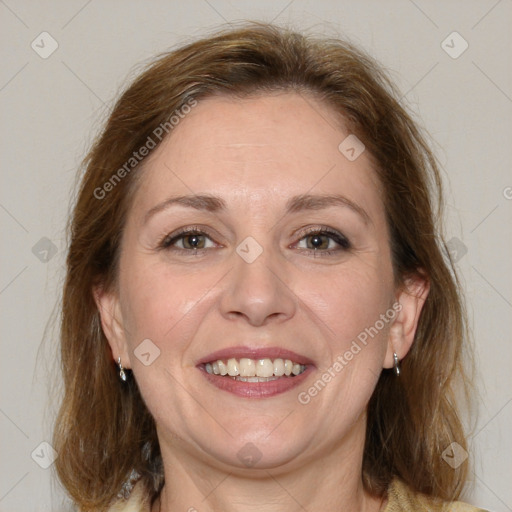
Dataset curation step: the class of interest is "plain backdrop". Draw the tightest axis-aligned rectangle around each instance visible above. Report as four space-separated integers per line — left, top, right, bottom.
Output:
0 1 511 511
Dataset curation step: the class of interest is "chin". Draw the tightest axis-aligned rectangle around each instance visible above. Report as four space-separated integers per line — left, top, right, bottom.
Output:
194 427 312 473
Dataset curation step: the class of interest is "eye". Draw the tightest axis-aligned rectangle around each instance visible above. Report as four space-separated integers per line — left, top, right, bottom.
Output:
159 228 216 251
295 227 350 255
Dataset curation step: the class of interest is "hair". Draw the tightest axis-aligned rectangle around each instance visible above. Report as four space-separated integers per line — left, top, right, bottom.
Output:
54 22 471 510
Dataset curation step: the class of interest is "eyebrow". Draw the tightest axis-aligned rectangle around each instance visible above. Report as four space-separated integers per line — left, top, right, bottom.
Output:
143 193 370 225
144 194 226 224
285 194 370 224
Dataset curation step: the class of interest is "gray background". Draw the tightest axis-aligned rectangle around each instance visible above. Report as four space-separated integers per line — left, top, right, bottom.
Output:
0 1 511 511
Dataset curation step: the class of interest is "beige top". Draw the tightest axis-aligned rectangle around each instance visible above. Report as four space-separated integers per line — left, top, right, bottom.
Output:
383 478 487 511
107 477 487 512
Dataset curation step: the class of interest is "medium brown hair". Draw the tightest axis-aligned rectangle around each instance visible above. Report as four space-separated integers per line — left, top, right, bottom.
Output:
54 22 471 510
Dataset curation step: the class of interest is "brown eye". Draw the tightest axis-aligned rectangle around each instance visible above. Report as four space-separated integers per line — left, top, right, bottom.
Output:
296 229 350 253
182 234 206 249
160 230 215 251
305 234 330 250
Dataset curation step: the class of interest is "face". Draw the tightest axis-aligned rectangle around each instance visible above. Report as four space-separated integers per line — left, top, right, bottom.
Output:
98 92 424 473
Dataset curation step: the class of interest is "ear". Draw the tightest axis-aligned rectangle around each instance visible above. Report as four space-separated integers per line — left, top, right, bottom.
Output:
383 273 430 369
92 284 132 369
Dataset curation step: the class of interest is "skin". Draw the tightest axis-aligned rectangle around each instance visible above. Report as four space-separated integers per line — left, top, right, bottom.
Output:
96 92 428 512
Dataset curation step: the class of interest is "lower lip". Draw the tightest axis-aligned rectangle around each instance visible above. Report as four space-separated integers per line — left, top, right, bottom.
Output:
199 366 313 398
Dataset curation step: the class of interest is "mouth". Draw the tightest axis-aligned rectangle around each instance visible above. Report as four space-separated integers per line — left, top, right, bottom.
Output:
197 347 313 398
204 357 306 381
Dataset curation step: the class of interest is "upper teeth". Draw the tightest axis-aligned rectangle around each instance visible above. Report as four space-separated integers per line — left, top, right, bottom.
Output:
205 358 305 378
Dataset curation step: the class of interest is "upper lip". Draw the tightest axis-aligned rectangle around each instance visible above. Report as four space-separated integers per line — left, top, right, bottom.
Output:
197 346 314 366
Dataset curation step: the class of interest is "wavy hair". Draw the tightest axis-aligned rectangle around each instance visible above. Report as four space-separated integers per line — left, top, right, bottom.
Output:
53 22 471 510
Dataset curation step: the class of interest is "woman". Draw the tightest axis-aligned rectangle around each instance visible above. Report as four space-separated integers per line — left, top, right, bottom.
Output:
53 23 485 511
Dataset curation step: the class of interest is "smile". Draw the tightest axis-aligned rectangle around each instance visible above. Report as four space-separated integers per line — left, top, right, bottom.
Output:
198 348 312 398
204 357 307 380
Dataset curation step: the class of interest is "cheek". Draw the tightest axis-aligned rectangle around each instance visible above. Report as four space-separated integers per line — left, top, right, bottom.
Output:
294 259 395 416
118 256 223 360
117 259 220 426
296 264 394 351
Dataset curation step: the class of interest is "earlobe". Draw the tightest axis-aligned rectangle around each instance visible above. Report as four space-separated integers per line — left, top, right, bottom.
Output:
92 284 131 368
383 274 430 369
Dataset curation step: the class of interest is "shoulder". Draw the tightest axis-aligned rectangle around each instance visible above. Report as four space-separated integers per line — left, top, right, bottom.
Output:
106 480 151 512
384 477 488 512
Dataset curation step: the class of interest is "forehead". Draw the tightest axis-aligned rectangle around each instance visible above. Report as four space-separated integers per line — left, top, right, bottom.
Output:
131 92 382 217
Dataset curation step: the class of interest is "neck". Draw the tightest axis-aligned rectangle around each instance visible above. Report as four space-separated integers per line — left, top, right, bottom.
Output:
154 417 385 512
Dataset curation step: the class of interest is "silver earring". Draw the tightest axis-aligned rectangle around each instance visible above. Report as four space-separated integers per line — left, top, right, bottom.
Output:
393 352 400 377
118 357 127 382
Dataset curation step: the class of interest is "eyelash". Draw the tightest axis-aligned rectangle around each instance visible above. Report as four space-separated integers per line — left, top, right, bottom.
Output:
158 225 351 257
158 226 215 254
295 226 351 257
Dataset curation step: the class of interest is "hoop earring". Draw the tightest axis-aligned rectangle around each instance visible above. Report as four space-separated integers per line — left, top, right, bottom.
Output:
393 352 400 377
118 357 127 382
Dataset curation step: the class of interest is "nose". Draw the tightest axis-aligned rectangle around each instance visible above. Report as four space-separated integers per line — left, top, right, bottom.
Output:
219 247 297 327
